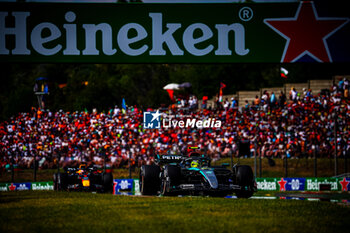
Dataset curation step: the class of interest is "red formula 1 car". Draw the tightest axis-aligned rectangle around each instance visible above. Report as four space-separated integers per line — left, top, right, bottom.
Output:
53 163 113 193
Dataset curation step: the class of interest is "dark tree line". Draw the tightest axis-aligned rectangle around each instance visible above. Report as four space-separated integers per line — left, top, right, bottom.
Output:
0 63 348 121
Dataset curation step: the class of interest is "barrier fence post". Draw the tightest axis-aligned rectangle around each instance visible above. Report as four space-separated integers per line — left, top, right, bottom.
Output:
314 149 317 177
284 156 288 178
129 150 132 179
229 150 233 172
103 150 107 173
259 150 262 178
254 141 257 178
334 113 338 176
285 107 288 178
345 153 348 174
57 152 60 175
11 163 14 183
33 154 37 182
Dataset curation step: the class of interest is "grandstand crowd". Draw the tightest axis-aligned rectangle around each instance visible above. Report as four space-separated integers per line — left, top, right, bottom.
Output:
0 78 349 171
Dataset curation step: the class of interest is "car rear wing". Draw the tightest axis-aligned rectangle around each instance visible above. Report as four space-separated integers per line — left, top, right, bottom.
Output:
65 166 99 173
155 155 184 164
65 167 78 173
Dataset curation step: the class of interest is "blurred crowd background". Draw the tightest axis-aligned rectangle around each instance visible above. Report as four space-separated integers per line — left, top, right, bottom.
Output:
1 78 349 172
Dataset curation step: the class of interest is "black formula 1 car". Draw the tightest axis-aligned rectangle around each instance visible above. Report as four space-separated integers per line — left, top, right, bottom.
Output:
140 153 257 198
53 163 113 193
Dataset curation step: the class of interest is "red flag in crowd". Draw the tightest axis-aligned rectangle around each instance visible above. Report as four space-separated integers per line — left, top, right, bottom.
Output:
219 82 226 102
281 67 288 79
166 89 175 101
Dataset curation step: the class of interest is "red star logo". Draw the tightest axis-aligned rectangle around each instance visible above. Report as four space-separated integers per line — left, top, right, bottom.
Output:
264 2 349 62
9 183 16 191
278 178 287 191
339 177 349 191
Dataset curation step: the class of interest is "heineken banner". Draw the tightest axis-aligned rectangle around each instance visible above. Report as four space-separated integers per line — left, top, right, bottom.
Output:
256 178 278 191
1 2 349 63
0 182 53 191
31 182 54 191
0 183 8 191
134 179 141 196
0 178 348 192
256 177 350 191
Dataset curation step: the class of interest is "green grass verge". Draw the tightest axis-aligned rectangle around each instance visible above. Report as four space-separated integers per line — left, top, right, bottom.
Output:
1 191 349 233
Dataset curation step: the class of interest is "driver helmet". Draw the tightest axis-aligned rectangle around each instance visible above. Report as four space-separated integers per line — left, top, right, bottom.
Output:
77 163 87 174
191 160 199 168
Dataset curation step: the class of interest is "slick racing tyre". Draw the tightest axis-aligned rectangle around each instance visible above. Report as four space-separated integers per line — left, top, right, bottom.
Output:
235 165 254 198
140 165 160 195
161 165 181 196
102 172 113 193
54 173 67 191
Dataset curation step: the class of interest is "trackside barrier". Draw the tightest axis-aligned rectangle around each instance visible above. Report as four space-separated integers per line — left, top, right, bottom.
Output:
112 177 350 195
113 179 141 196
0 178 349 193
0 182 53 191
256 177 350 192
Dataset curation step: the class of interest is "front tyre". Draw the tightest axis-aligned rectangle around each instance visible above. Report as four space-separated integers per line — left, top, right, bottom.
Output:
140 165 160 195
53 173 67 191
161 165 181 196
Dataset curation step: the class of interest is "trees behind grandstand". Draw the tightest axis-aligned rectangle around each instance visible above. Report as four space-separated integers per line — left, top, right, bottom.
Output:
0 63 348 120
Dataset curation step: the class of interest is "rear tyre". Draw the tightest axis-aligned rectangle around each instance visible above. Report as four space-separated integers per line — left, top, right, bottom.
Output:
161 165 181 196
140 165 160 195
54 173 67 191
235 165 254 198
102 173 113 193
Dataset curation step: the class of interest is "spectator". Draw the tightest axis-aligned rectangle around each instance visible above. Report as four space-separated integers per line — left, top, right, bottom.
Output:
230 97 238 109
279 91 286 107
223 98 230 110
290 87 298 102
253 95 260 109
244 100 250 110
270 91 276 108
261 91 269 104
202 96 208 109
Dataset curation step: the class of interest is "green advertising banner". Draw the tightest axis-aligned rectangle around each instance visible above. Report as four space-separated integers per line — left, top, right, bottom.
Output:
305 178 339 191
1 2 349 63
31 181 54 191
0 183 8 191
256 178 278 191
133 179 141 196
